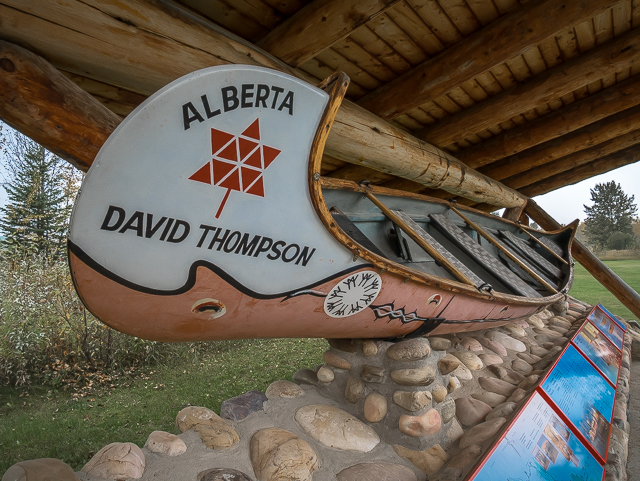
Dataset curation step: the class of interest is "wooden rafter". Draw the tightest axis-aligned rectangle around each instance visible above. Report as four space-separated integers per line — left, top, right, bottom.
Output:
417 26 640 148
503 129 640 191
479 104 640 181
356 0 614 120
257 0 400 67
520 145 640 198
456 74 640 169
0 2 525 208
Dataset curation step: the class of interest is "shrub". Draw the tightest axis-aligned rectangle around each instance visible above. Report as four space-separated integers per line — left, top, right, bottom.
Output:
0 252 187 386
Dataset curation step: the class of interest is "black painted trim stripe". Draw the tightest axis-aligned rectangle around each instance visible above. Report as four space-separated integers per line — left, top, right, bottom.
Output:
68 240 373 299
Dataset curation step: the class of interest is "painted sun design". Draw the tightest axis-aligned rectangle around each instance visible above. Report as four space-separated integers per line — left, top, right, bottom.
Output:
324 271 382 318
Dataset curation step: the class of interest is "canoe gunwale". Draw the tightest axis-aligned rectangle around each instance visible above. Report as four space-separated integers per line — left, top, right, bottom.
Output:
307 75 576 308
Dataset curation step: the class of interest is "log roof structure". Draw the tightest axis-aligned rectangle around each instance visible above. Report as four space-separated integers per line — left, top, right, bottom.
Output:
2 0 639 212
3 1 640 316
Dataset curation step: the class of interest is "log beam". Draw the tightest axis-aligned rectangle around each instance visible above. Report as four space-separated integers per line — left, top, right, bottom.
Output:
519 146 640 198
0 0 526 208
525 200 640 320
417 26 640 148
503 129 640 191
480 104 640 181
356 0 613 120
257 0 399 67
0 40 119 171
457 74 640 169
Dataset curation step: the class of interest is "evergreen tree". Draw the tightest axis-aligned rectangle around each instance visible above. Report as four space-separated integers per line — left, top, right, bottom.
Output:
0 136 70 257
583 181 637 250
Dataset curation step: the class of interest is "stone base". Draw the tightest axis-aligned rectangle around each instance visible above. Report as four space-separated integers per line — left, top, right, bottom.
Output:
3 297 634 481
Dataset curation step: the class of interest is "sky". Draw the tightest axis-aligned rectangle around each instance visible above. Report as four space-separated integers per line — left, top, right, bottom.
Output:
0 122 639 225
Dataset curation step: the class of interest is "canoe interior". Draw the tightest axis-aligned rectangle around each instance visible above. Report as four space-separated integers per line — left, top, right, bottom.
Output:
322 187 574 300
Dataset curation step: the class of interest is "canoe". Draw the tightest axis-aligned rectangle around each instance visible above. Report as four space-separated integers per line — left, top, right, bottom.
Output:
68 66 576 342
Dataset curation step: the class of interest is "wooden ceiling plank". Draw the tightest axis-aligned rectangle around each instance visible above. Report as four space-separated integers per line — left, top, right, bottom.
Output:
480 103 640 181
522 46 547 76
256 0 399 67
632 0 640 28
298 59 370 98
385 2 445 55
259 0 309 17
179 0 271 42
593 8 615 45
417 26 640 148
465 0 500 26
406 0 463 46
520 147 640 198
349 26 414 74
505 54 534 83
364 13 428 66
503 127 640 190
0 1 526 208
555 26 581 61
613 1 632 36
312 47 383 90
537 35 564 70
574 18 597 52
357 0 614 120
436 0 482 36
492 0 519 16
331 37 397 83
455 73 640 169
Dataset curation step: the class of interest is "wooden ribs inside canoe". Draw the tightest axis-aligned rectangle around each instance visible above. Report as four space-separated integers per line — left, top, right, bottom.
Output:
321 178 576 303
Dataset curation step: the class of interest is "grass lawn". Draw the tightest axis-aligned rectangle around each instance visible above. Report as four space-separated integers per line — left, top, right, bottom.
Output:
0 338 326 473
569 259 640 321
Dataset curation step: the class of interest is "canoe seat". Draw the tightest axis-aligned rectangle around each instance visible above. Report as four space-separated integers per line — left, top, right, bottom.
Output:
329 207 387 258
499 230 562 279
391 210 488 291
429 214 542 298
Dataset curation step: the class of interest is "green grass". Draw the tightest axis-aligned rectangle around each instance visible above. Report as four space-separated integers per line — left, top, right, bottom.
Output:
569 259 640 321
0 338 326 473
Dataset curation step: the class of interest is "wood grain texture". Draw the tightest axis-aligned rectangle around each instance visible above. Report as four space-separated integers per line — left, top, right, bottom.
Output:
257 0 399 66
503 128 640 190
418 26 640 147
479 103 640 181
356 0 614 119
0 40 120 172
456 73 640 169
0 0 526 208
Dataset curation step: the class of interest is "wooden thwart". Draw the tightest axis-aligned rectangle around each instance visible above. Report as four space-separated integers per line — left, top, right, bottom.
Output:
429 214 542 298
447 205 558 294
364 192 484 288
499 230 563 279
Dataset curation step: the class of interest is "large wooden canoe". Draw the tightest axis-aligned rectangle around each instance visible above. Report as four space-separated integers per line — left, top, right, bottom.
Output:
68 66 576 341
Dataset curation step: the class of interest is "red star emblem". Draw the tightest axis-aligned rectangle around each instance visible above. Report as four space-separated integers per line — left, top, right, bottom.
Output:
188 118 281 218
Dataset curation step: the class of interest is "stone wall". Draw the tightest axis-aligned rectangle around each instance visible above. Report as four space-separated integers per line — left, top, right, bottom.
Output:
4 298 632 481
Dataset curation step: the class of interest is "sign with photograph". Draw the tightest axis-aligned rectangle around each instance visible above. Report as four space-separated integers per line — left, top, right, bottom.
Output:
587 305 624 350
596 303 626 330
541 344 615 460
572 321 621 386
469 392 604 481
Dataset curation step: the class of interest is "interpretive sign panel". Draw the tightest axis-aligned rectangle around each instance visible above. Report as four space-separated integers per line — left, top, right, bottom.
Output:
572 321 621 386
597 303 626 330
469 392 604 481
587 305 624 350
541 344 614 460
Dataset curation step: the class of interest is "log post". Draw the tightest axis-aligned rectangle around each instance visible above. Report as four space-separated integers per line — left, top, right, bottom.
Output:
525 199 640 320
0 40 120 172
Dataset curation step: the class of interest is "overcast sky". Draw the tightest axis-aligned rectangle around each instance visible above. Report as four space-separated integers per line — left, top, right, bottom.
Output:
0 123 638 225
